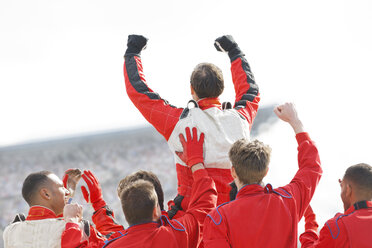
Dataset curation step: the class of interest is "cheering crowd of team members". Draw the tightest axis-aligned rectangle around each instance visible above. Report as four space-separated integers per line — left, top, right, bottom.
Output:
2 35 372 248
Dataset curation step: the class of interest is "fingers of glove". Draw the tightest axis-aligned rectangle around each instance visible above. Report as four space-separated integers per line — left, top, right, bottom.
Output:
192 127 199 142
85 170 98 185
185 127 192 142
62 174 69 188
178 133 187 148
214 41 225 52
81 173 94 189
198 132 205 144
81 186 90 203
62 168 75 188
128 35 148 50
215 35 237 51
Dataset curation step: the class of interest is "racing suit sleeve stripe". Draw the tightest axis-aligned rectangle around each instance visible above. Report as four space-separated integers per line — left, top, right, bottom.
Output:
300 223 339 248
203 209 231 247
124 55 183 140
231 57 260 126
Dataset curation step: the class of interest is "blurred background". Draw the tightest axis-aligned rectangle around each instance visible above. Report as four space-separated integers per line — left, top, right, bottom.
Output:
1 0 372 247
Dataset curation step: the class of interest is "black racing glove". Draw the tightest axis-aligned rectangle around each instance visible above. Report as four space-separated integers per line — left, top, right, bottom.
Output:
214 35 244 62
124 34 148 56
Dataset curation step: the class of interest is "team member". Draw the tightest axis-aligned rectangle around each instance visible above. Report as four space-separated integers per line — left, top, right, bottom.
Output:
203 102 323 248
124 34 260 212
116 170 185 218
3 170 105 248
300 163 372 247
62 127 217 248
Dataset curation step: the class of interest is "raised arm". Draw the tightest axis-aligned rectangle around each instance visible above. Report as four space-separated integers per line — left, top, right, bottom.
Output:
62 168 82 198
61 203 106 248
123 35 183 140
299 205 322 248
274 103 323 219
172 127 218 247
81 170 124 235
214 35 260 126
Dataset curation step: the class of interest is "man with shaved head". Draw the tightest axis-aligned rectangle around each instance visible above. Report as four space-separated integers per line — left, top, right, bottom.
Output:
300 163 372 247
3 170 105 248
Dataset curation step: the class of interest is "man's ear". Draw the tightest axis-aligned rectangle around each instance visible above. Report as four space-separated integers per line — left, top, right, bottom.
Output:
190 85 199 101
40 188 51 200
190 85 195 95
152 204 160 221
231 166 237 179
346 183 353 198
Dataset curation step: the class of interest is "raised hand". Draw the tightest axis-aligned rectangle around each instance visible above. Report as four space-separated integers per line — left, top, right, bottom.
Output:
81 170 106 211
62 168 82 197
274 102 304 134
63 203 83 224
176 127 205 168
214 35 238 53
125 34 148 56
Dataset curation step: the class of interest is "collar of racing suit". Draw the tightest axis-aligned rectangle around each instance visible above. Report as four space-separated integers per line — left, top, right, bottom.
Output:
26 205 62 220
127 222 159 233
235 184 265 199
345 201 372 215
197 98 222 110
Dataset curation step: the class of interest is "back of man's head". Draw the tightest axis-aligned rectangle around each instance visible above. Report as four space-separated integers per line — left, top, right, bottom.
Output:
120 180 158 226
117 170 164 210
190 63 224 99
229 139 271 185
22 171 52 206
343 163 372 199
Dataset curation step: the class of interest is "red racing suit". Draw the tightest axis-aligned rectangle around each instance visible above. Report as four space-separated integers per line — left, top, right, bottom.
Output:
61 168 217 248
124 51 260 211
203 132 323 248
300 201 372 247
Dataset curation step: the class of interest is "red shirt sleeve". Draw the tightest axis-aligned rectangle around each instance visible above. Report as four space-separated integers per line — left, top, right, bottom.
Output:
300 222 338 248
124 55 184 140
61 222 106 248
61 223 88 248
92 206 124 236
279 132 323 220
173 168 218 248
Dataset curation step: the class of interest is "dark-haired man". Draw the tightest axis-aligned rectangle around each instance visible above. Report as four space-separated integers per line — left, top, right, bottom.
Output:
3 170 105 248
62 127 217 248
203 103 323 248
116 170 186 219
117 170 165 211
300 163 372 247
124 34 260 213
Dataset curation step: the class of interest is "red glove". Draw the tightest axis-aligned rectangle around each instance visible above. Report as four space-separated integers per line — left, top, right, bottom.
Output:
81 170 106 211
176 127 205 168
304 205 319 232
62 169 73 189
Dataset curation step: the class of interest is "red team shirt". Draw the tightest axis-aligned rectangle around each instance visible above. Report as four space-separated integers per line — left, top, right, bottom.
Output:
61 169 217 248
300 201 372 247
203 132 323 248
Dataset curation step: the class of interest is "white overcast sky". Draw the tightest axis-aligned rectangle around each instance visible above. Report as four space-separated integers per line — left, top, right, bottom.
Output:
0 0 370 147
0 0 372 233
